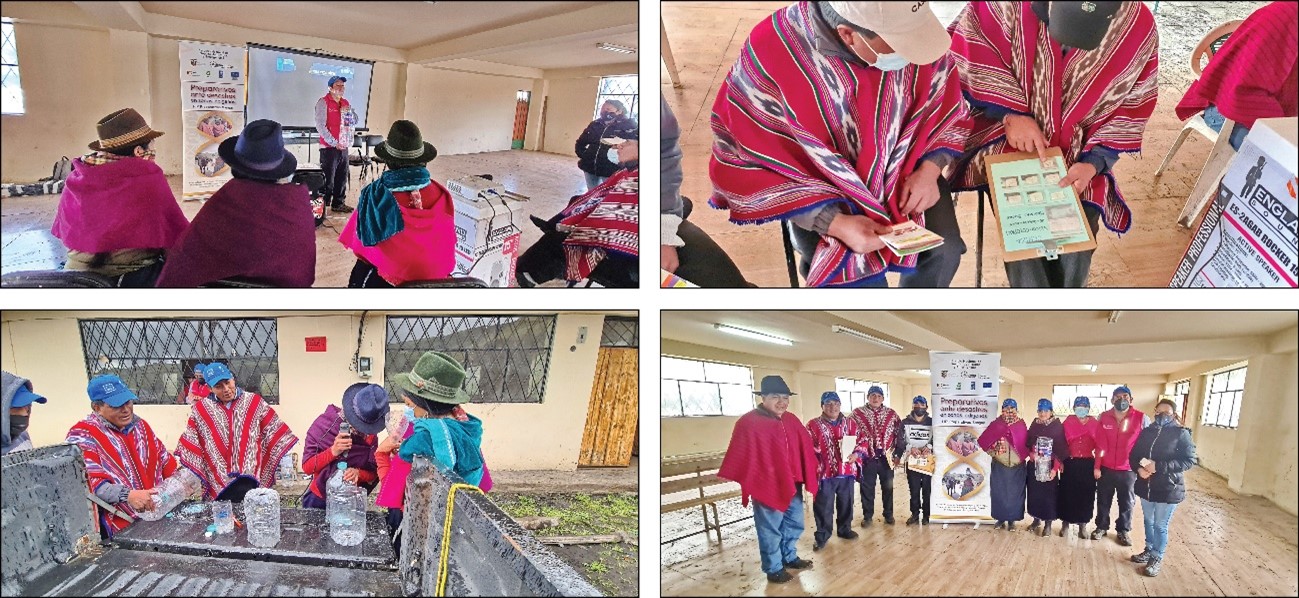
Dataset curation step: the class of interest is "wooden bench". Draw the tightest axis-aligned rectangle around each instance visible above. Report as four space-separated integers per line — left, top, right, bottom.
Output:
661 452 744 543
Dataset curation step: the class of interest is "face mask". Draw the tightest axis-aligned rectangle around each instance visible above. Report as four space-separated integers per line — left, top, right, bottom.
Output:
9 415 29 439
607 147 620 164
1074 407 1089 418
1155 413 1174 426
1115 400 1130 411
136 148 157 161
853 32 909 72
602 111 617 121
403 407 416 421
912 409 927 418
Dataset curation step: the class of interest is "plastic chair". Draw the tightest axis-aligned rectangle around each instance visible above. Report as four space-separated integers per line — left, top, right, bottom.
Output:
1 269 116 288
1153 19 1243 179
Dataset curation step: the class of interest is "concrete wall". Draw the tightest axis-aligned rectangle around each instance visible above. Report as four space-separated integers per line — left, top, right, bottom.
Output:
1 311 628 471
404 67 532 156
537 64 638 156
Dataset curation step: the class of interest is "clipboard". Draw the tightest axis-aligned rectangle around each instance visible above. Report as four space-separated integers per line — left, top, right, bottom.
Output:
984 147 1098 262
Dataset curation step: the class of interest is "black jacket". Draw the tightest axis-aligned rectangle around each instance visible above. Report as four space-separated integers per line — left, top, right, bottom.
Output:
1129 422 1197 504
575 116 639 177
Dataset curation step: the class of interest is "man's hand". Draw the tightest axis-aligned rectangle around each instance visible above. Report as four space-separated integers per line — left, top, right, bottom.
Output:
848 452 860 464
1094 469 1102 480
826 213 894 254
331 432 353 457
1059 161 1098 195
661 245 680 273
342 468 361 484
128 488 159 511
899 160 942 217
1003 114 1050 161
1047 469 1057 481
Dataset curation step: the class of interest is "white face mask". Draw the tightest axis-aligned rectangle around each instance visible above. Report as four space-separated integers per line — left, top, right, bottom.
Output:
853 32 909 72
607 147 620 164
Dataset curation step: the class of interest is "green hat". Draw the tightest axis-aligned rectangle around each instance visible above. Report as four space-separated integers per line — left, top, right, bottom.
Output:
390 351 472 405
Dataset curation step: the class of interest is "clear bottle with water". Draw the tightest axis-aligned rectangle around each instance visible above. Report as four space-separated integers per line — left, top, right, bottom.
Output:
327 462 366 546
1035 436 1055 482
137 467 203 521
244 488 281 548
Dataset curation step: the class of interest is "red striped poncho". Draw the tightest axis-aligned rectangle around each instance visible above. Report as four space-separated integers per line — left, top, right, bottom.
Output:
946 1 1159 235
556 169 639 282
174 389 298 500
709 1 967 287
65 414 178 534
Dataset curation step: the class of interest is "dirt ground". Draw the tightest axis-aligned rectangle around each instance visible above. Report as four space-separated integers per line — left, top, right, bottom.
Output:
495 492 640 597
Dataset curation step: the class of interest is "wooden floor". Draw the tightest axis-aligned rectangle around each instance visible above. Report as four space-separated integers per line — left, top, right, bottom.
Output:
660 1 1268 287
1 150 587 287
660 467 1299 596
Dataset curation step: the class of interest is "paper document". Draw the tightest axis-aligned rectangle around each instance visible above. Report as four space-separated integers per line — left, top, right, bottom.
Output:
880 220 945 257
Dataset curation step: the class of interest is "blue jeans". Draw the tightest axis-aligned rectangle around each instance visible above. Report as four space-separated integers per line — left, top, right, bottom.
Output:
753 490 804 575
1140 498 1179 558
583 172 607 191
1202 105 1249 151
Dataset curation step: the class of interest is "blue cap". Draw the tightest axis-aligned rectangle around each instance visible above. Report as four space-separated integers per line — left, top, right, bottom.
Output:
820 391 841 405
913 395 928 407
328 75 347 88
867 385 885 397
11 385 47 408
1001 398 1018 410
1074 396 1090 408
87 374 137 408
1037 398 1052 412
203 362 234 386
1113 386 1131 397
193 362 206 374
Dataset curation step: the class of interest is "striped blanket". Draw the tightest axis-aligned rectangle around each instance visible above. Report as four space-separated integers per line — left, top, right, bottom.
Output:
65 414 177 534
174 389 298 500
946 1 1159 234
708 1 967 287
556 169 639 282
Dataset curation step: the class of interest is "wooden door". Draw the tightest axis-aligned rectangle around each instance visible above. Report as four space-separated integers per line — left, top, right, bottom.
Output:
511 92 530 149
578 347 638 467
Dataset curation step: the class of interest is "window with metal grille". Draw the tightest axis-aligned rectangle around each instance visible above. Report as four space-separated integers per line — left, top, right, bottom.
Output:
600 316 638 348
79 318 279 404
1171 379 1190 421
661 356 753 417
594 74 638 122
1203 366 1246 428
1 17 23 115
835 377 889 411
1050 384 1124 418
384 316 556 404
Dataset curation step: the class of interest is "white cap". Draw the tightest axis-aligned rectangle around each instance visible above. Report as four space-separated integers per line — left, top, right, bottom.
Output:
826 1 952 66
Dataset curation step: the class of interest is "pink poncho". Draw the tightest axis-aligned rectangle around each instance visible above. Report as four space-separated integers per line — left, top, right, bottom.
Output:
338 181 456 286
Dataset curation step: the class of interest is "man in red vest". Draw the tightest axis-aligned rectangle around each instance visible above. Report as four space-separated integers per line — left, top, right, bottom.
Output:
1091 385 1149 546
314 75 356 214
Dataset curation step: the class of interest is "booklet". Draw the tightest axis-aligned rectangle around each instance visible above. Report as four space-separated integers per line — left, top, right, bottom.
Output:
880 220 945 257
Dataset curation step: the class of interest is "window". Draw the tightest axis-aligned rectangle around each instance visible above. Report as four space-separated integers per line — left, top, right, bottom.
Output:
1050 384 1125 418
1 17 23 115
835 377 889 411
1203 367 1246 428
1171 379 1190 420
594 74 638 122
384 315 556 404
599 316 638 348
79 318 279 404
661 356 753 417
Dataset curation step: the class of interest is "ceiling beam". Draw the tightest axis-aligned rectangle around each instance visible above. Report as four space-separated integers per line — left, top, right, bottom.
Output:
998 337 1268 367
1267 324 1298 354
406 4 636 64
542 62 639 80
423 59 543 80
73 1 146 32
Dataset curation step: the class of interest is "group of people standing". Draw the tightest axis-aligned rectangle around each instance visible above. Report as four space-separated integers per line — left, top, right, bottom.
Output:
1 351 490 554
719 377 1198 584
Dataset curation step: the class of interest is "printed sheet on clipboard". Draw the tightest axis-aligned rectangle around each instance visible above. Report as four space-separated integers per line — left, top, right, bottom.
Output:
984 147 1097 261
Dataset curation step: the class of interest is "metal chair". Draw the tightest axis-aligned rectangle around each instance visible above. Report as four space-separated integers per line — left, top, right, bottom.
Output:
354 134 385 181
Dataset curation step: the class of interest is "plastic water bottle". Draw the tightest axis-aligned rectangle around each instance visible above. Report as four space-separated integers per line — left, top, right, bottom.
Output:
138 467 203 521
244 488 281 548
1035 436 1054 482
278 454 295 481
327 462 366 546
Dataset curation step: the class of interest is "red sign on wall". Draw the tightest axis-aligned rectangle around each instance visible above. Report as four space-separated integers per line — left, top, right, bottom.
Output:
305 336 327 352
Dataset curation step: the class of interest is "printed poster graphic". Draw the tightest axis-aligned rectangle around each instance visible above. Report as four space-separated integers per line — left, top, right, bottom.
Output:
929 351 1000 524
180 41 246 200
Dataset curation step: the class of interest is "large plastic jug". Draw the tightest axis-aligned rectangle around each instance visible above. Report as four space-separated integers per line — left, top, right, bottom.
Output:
1034 436 1055 482
327 462 365 546
244 488 281 548
137 467 203 521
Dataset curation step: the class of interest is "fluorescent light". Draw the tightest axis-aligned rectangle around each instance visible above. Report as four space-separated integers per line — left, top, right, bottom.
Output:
1087 364 1098 373
596 43 637 54
830 325 903 352
913 369 931 376
714 323 793 346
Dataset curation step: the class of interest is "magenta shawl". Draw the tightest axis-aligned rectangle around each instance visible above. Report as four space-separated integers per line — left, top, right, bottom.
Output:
946 1 1159 234
156 178 316 287
338 181 457 286
51 158 188 253
979 416 1029 460
708 1 967 287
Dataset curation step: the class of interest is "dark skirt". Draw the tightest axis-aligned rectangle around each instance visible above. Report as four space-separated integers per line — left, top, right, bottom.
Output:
989 460 1027 522
1026 469 1060 520
1058 457 1097 524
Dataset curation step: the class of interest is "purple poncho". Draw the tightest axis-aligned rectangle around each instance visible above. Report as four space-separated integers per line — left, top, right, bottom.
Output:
979 416 1029 460
51 158 189 253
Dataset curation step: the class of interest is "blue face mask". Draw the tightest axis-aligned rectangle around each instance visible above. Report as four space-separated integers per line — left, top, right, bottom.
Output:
1074 407 1089 418
607 148 620 164
854 32 910 72
404 406 416 420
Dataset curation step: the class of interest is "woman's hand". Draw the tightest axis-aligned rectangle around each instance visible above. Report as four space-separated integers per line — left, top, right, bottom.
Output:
1003 114 1049 160
342 468 360 484
826 214 894 254
378 434 401 454
128 488 159 511
661 245 680 273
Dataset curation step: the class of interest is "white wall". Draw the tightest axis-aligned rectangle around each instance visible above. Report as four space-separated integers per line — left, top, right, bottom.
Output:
404 67 532 156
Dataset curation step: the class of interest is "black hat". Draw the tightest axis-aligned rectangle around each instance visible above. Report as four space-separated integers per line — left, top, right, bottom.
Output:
1047 1 1122 51
218 119 297 180
374 120 438 167
753 375 796 396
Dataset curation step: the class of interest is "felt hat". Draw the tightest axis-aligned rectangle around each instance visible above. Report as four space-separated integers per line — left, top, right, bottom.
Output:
87 374 137 408
867 385 885 398
820 391 841 405
826 1 952 65
374 120 438 167
11 385 47 408
913 395 928 407
216 473 260 502
342 383 390 435
1074 396 1091 408
753 376 795 396
218 119 297 181
1037 398 1053 412
203 362 234 386
1001 398 1018 410
88 108 165 151
1046 1 1121 51
391 351 471 405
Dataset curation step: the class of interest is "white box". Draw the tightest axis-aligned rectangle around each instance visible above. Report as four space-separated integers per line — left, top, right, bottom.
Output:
449 177 524 287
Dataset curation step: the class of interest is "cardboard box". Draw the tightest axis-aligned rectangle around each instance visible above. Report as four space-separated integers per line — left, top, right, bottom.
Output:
449 176 525 287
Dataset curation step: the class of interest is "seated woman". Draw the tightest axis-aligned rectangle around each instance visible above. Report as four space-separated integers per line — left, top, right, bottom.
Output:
338 120 454 287
551 141 639 286
299 383 386 509
155 119 316 287
51 108 189 287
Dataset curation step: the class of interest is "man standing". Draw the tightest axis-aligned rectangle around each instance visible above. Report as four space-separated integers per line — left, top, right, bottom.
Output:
315 75 356 214
709 1 969 288
1091 386 1149 546
718 376 819 584
806 391 860 551
896 396 934 525
851 385 901 526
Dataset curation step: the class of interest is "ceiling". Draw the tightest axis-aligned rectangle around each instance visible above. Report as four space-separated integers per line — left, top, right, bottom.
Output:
661 311 919 362
478 31 639 70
